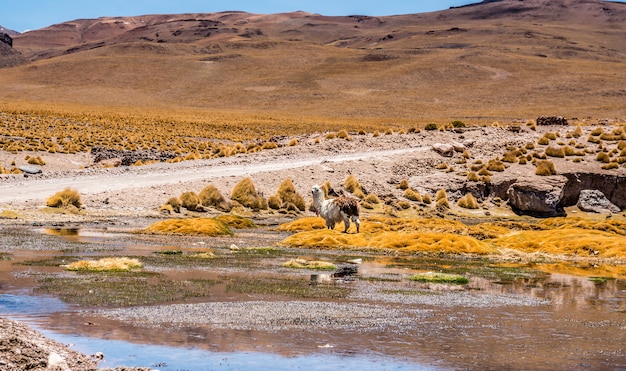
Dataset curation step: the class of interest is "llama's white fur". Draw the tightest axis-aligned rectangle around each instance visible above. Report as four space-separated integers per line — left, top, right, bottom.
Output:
311 184 360 233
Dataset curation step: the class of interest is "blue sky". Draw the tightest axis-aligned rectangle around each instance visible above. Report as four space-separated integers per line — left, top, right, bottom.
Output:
3 0 479 33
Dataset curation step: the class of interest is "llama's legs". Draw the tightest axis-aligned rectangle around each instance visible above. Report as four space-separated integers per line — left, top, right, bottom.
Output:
353 216 361 233
343 214 351 233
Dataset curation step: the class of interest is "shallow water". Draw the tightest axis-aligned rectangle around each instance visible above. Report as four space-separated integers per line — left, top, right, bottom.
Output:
0 293 431 371
1 226 626 369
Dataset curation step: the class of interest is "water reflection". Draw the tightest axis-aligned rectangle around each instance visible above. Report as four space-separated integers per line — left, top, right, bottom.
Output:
2 226 626 369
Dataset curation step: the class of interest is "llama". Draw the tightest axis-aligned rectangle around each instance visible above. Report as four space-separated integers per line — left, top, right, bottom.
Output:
311 184 360 233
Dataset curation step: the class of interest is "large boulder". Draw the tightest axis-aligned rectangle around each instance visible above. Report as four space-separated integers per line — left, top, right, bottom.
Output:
507 176 568 217
431 143 454 157
577 190 620 214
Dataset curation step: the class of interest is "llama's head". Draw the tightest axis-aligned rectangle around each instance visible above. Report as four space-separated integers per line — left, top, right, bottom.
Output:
311 184 324 200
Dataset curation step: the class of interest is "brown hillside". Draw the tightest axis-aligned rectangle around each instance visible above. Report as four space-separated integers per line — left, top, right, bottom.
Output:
1 0 625 124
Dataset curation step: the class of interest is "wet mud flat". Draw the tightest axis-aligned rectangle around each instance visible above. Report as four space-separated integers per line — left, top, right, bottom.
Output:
0 224 625 370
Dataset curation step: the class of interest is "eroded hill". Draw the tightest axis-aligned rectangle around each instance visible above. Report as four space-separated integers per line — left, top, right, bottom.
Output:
0 0 625 123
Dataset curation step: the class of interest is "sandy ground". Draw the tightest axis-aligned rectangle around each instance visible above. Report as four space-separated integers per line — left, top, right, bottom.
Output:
1 124 605 220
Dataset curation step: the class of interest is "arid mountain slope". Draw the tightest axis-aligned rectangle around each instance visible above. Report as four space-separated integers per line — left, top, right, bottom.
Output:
1 0 625 122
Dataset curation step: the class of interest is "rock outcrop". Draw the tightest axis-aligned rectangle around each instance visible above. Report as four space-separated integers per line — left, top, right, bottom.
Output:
431 143 454 157
561 172 626 210
577 190 621 214
536 115 569 126
0 33 12 47
506 176 568 217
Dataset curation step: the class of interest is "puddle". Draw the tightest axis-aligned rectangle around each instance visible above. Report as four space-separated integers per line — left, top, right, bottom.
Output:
2 226 626 369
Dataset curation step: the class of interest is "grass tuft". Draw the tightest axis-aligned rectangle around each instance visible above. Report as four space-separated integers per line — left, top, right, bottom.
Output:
199 184 232 211
231 177 267 210
457 193 479 209
66 257 143 272
535 160 556 176
144 218 233 236
46 188 82 209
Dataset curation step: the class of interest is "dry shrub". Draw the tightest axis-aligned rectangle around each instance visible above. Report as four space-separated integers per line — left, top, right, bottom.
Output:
214 214 256 229
587 135 602 144
467 172 480 181
545 146 565 158
501 150 518 163
567 125 583 138
457 193 479 209
26 156 46 165
344 174 362 194
596 152 611 163
325 132 337 140
66 257 142 272
535 160 556 176
477 166 492 176
180 192 201 211
486 159 505 172
144 218 233 236
563 145 584 156
600 132 623 141
602 162 619 170
364 193 380 204
275 217 327 232
337 129 352 140
274 178 306 211
435 189 449 209
231 177 267 210
160 197 181 213
422 194 432 204
199 184 231 211
261 141 278 150
537 136 550 145
397 179 410 190
283 259 336 270
404 188 422 202
545 132 558 140
46 188 82 209
288 138 298 147
436 162 448 170
268 195 282 210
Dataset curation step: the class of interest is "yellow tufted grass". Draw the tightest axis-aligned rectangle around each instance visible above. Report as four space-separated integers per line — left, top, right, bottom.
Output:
491 229 626 258
280 230 370 249
536 217 626 235
277 216 626 259
369 232 497 254
143 218 233 236
214 215 256 229
66 257 143 272
275 217 327 232
280 229 496 254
